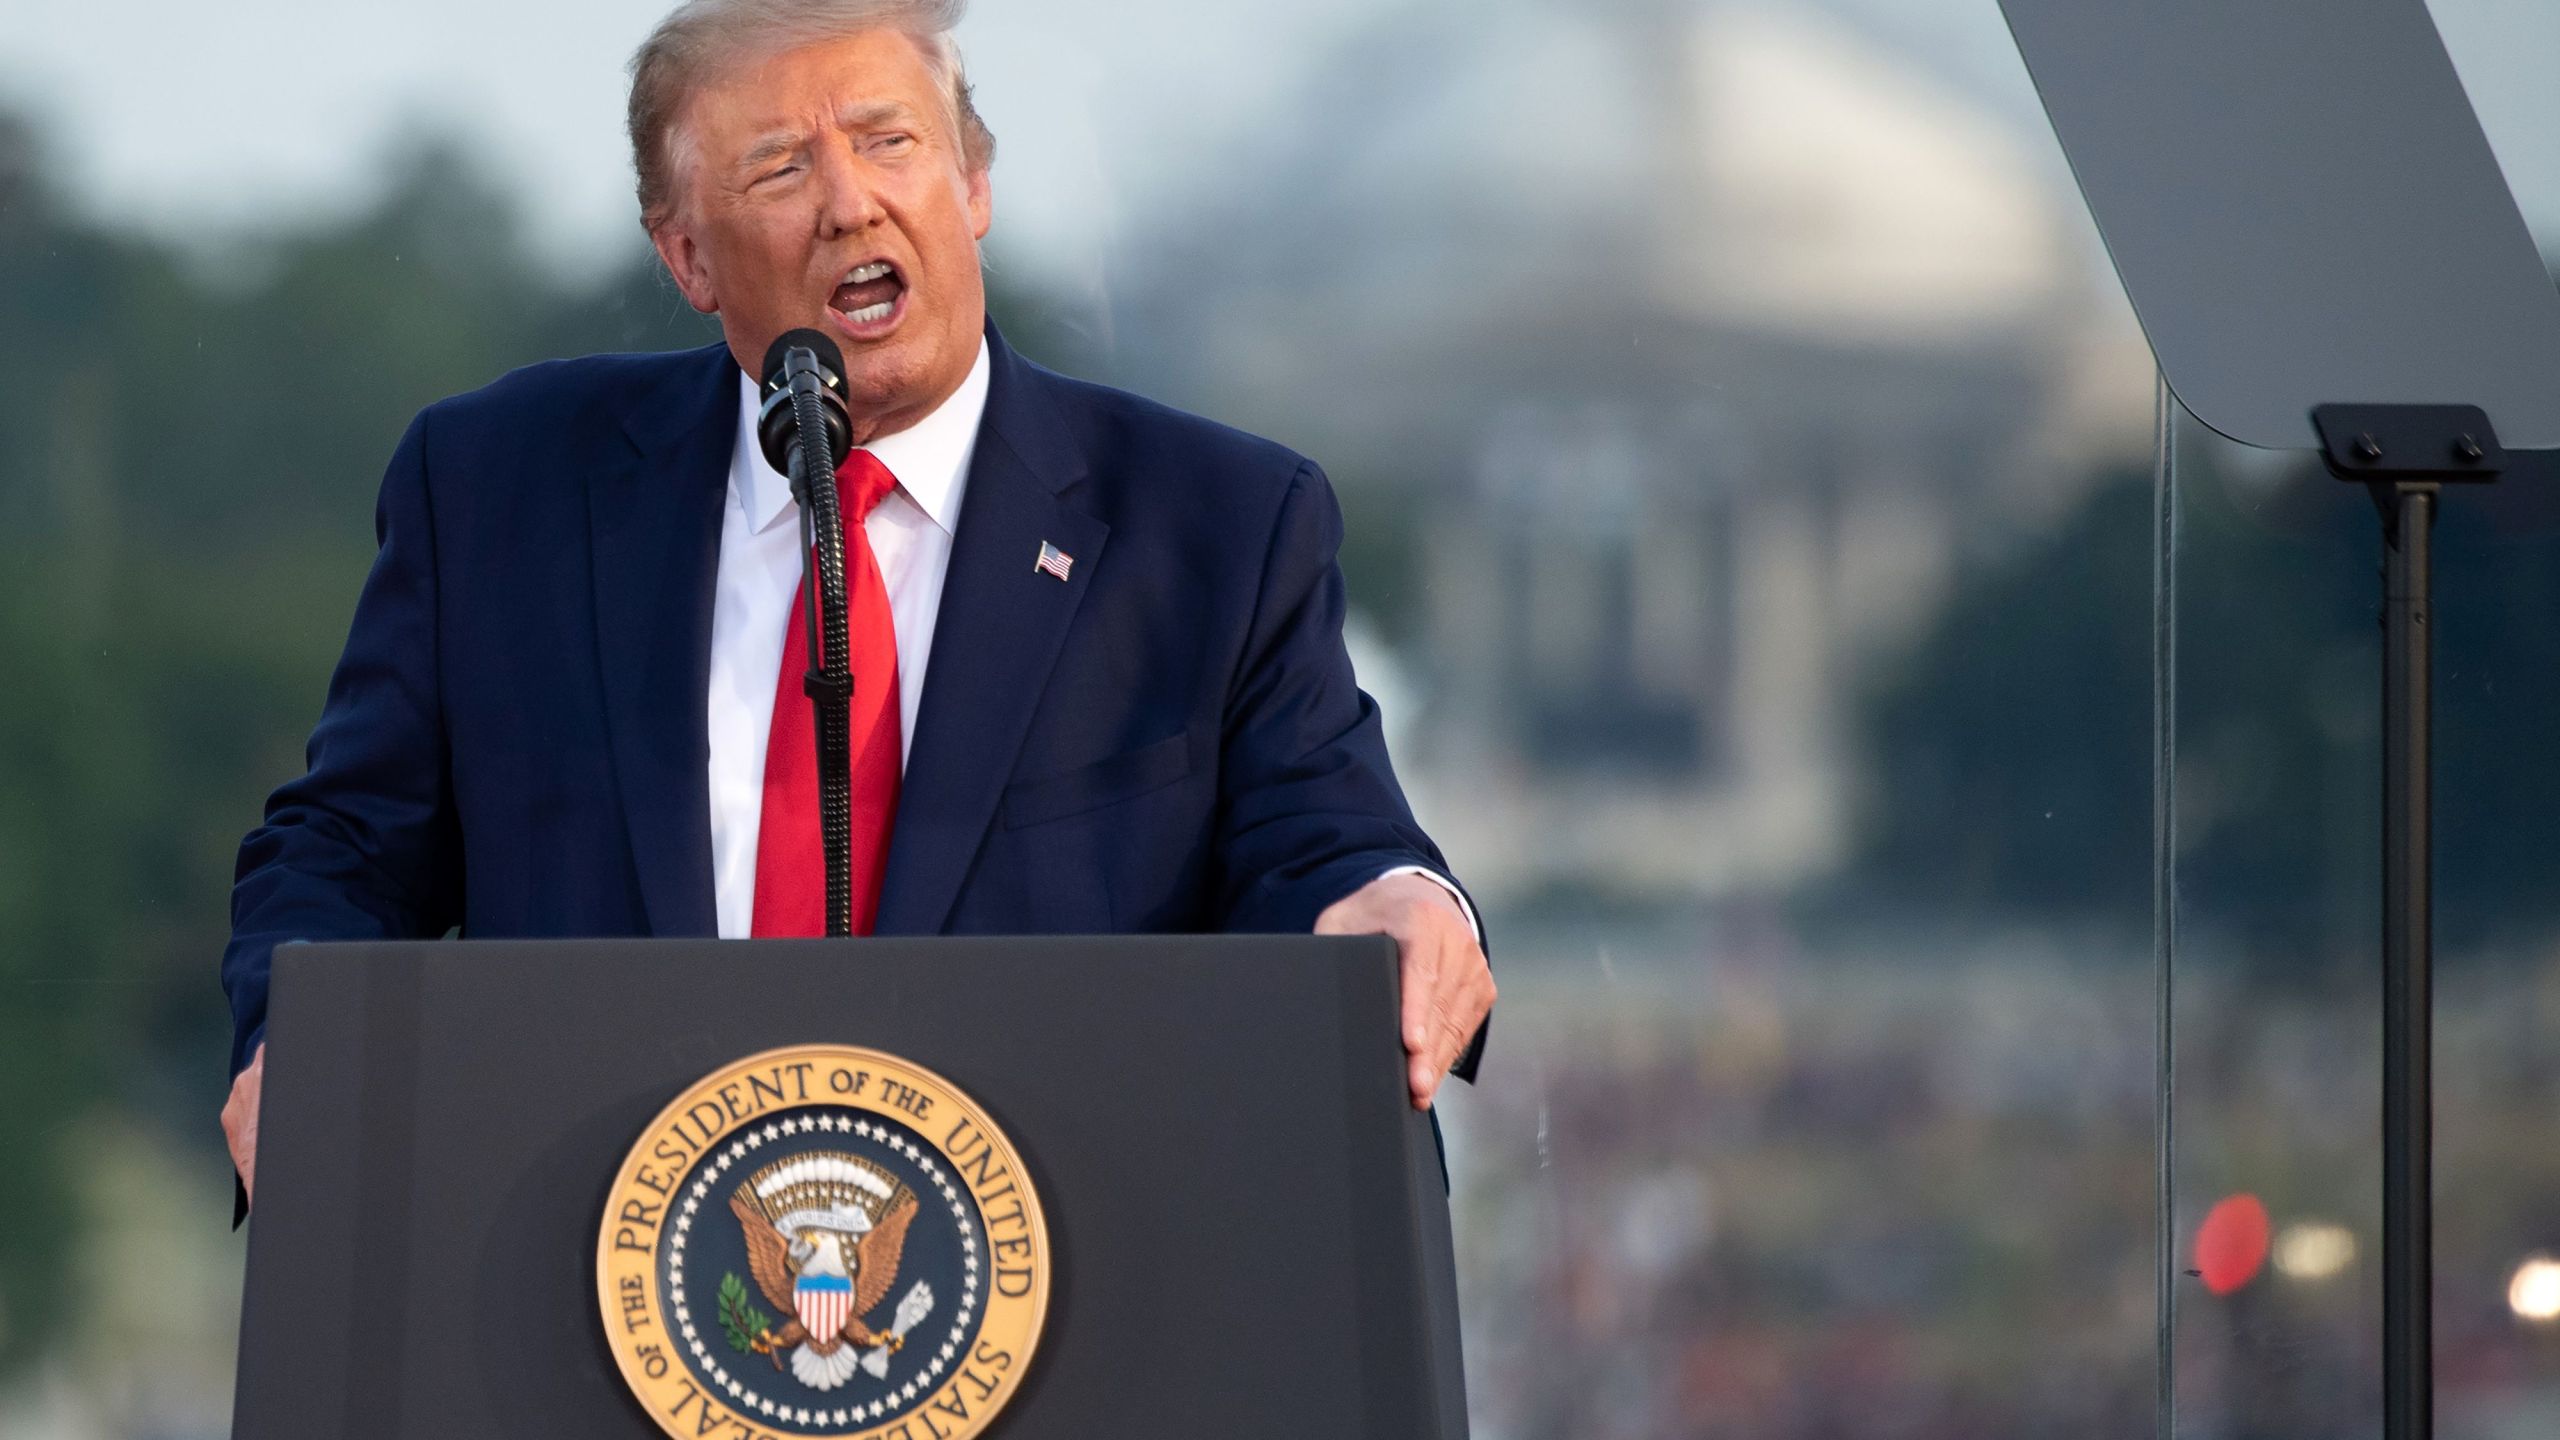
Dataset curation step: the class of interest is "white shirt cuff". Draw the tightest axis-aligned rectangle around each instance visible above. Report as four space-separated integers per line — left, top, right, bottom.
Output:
1375 864 1482 944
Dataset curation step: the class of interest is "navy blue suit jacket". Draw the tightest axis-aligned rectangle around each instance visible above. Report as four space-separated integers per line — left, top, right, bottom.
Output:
222 325 1478 1079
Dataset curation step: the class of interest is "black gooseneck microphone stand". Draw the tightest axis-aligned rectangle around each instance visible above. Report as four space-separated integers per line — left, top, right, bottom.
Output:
758 333 856 937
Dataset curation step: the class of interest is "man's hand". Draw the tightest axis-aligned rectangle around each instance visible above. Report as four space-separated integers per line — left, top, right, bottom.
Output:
1315 872 1494 1110
221 1043 266 1205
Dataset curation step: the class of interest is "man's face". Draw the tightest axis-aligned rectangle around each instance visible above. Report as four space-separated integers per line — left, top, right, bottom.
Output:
651 30 992 441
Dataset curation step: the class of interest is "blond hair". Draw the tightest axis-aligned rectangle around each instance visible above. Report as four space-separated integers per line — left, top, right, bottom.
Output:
627 0 996 230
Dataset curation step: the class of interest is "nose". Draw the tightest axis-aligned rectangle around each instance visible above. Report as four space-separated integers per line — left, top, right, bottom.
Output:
812 133 887 238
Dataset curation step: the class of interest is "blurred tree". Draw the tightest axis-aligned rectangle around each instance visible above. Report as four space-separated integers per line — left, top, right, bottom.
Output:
1848 470 2157 927
1847 438 2560 963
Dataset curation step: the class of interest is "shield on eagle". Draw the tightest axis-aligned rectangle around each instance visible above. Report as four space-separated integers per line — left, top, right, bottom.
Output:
794 1272 853 1344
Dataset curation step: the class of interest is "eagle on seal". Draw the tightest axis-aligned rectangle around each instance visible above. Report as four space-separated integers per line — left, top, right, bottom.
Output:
730 1151 929 1390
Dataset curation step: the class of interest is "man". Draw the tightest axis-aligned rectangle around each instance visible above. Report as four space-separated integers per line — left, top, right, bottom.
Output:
219 0 1492 1197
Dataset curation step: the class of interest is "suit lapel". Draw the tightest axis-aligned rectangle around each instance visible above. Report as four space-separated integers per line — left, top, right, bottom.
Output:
875 331 1109 934
588 344 735 936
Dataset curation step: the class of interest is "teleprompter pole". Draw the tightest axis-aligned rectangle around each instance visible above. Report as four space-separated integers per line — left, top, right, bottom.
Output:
2314 403 2503 1440
2377 481 2433 1440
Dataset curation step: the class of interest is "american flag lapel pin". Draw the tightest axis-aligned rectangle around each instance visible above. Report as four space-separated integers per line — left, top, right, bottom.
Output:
1034 541 1075 582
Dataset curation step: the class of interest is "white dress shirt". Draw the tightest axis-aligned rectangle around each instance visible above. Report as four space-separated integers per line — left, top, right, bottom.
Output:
702 338 1476 941
706 339 990 938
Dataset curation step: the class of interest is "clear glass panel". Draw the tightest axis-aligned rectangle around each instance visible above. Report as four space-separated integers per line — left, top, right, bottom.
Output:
2164 393 2560 1439
2162 413 2387 1435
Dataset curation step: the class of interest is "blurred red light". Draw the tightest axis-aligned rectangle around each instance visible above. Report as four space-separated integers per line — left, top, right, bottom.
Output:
2196 1193 2271 1296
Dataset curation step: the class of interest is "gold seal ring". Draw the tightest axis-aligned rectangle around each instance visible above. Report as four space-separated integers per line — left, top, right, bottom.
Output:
598 1044 1049 1439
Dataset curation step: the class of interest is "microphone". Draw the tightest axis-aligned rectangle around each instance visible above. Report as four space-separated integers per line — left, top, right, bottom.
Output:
756 328 851 491
754 328 858 937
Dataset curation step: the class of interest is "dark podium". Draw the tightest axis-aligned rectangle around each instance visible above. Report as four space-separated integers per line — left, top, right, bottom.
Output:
231 935 1469 1439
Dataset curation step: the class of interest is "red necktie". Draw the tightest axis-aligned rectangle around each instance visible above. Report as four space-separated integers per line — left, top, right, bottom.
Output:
751 450 904 937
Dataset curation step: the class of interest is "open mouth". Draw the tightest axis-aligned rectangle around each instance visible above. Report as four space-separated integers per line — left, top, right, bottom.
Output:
828 260 907 334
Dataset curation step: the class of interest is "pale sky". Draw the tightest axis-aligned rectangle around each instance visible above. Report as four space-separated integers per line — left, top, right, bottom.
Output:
0 0 1391 289
2 0 2554 285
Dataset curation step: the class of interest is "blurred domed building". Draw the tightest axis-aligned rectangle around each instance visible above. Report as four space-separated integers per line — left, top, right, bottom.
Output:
1102 0 2154 906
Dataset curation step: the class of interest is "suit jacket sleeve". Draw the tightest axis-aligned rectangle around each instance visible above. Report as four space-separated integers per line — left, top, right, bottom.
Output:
219 409 463 1077
1213 460 1487 1080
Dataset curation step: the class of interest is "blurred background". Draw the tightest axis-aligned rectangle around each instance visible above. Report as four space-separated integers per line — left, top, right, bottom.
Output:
3 0 2559 1435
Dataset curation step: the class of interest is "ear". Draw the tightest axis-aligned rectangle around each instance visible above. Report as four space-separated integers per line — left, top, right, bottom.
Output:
965 165 992 243
650 220 721 315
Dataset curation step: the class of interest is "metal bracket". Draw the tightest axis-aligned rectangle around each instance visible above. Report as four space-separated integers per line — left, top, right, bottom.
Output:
2313 403 2505 482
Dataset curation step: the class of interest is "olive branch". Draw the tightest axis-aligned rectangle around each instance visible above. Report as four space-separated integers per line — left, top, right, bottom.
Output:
717 1272 777 1355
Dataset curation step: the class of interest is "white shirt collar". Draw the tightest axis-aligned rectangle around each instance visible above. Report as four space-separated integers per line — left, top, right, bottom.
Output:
729 336 991 536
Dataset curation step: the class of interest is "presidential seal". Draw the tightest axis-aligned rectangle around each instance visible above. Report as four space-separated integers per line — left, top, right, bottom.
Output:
599 1045 1050 1440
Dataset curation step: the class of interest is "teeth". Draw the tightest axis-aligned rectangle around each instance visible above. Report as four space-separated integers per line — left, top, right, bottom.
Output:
842 262 893 284
843 301 894 324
